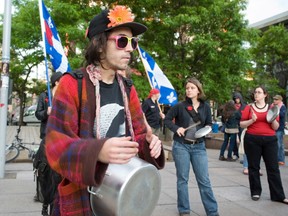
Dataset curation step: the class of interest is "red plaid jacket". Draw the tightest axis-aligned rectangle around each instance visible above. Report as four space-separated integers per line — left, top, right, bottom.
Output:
45 69 165 215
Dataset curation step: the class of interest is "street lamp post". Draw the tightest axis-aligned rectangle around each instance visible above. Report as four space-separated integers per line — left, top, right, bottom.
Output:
0 0 12 178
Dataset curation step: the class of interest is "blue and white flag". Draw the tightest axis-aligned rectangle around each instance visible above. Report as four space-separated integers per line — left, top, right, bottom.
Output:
40 0 71 72
139 47 178 106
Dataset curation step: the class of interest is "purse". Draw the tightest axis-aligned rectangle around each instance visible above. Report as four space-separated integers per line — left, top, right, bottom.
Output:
224 128 239 134
239 128 247 154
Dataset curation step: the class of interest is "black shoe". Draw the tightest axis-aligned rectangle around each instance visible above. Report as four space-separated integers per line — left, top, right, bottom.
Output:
226 157 237 162
42 209 49 216
42 204 49 216
252 195 260 201
219 156 226 161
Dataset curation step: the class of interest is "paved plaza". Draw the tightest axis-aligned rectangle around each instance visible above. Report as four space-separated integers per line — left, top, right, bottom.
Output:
1 126 288 216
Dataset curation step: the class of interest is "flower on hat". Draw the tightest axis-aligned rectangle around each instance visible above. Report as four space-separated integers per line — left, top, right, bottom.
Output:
107 5 134 28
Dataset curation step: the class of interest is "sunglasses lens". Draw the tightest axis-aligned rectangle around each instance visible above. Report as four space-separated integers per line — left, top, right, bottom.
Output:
114 36 138 50
117 37 128 49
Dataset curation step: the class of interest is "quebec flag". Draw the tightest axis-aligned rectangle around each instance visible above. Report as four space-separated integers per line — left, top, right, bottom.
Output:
139 47 178 106
40 0 71 72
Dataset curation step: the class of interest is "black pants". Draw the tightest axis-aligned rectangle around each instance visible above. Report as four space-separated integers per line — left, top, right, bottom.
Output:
244 133 285 201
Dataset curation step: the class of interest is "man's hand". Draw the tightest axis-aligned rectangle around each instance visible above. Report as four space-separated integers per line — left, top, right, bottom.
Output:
143 115 162 159
146 127 162 159
98 136 139 164
160 112 165 119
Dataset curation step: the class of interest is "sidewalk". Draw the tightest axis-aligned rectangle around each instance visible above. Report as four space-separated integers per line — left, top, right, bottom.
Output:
1 126 288 216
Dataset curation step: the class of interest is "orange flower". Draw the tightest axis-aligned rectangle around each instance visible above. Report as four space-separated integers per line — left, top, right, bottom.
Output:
107 5 134 28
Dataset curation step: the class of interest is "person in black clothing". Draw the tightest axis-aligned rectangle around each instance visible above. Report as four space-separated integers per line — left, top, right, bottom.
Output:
164 77 219 216
232 92 247 160
36 72 62 140
34 72 62 216
142 88 165 136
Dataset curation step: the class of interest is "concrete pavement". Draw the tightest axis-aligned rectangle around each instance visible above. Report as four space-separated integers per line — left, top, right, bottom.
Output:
1 126 288 216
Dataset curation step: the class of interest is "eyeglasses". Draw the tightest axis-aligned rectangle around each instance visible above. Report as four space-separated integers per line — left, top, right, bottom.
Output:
108 35 138 50
254 91 263 94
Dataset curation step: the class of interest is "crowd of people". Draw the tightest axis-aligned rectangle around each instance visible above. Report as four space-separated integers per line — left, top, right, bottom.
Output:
31 4 287 216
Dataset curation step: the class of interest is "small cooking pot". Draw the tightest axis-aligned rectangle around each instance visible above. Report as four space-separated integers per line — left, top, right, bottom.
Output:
88 157 161 216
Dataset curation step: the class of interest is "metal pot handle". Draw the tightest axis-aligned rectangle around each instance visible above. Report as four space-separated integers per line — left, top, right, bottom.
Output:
87 186 103 199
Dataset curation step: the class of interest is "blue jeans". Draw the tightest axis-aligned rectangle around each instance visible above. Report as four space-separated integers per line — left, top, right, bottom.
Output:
172 141 218 216
276 131 285 163
243 154 248 169
220 133 237 158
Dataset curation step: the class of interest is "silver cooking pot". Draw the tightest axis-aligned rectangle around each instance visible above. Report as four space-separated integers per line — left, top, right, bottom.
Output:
88 157 161 216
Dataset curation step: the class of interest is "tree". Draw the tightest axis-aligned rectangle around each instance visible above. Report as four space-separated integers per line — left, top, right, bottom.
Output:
1 0 255 122
4 1 44 124
250 25 288 104
1 0 98 124
112 0 254 105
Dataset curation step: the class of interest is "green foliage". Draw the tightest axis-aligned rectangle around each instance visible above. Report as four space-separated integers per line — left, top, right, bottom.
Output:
250 25 288 103
127 0 253 103
3 0 285 110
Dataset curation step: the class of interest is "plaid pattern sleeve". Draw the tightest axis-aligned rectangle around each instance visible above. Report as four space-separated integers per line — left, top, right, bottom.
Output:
129 86 147 150
129 86 165 169
45 74 110 215
46 74 108 187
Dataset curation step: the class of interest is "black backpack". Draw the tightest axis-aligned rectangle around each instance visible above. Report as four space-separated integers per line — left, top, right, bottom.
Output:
33 141 61 205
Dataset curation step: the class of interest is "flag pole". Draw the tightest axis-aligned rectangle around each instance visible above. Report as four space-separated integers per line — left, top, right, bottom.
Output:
137 46 163 113
137 46 153 89
38 0 52 107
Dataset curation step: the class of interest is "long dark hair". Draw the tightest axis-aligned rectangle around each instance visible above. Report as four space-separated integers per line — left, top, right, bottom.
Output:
84 32 109 67
222 100 236 122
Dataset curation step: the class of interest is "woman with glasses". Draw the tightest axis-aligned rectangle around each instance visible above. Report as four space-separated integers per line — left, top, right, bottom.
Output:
240 86 288 204
44 5 165 215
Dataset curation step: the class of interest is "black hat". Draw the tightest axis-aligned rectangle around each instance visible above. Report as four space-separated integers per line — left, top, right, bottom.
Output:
50 72 62 86
87 5 147 40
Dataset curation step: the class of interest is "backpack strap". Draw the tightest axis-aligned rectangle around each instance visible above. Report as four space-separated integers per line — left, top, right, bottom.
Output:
122 76 132 100
65 69 83 104
64 70 83 132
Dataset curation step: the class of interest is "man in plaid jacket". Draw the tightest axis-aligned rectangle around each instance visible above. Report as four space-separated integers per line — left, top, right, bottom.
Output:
45 5 165 216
